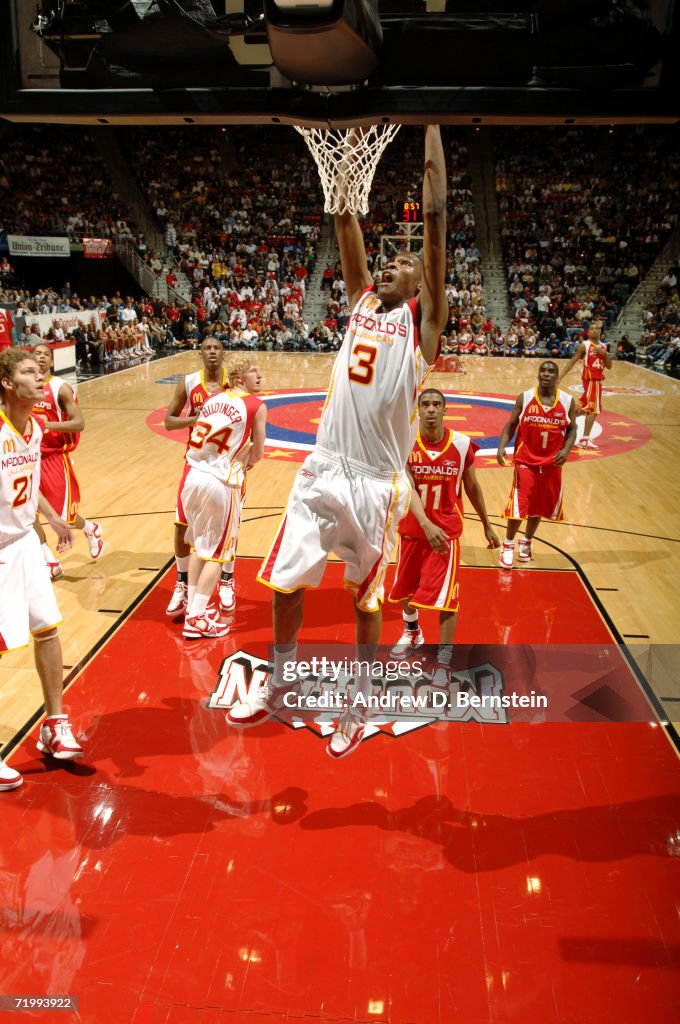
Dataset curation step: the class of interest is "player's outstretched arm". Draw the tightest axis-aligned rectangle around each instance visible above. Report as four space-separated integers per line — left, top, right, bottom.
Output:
558 344 585 382
164 378 196 431
418 125 448 365
496 394 523 466
462 466 500 548
334 210 372 310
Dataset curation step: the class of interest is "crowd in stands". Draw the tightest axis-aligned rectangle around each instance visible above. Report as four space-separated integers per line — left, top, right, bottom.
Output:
0 126 137 242
1 123 678 372
123 127 324 348
637 263 680 375
494 125 679 354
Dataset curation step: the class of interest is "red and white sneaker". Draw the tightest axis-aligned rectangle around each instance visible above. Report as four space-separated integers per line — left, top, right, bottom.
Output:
577 439 599 451
84 521 104 559
166 581 188 617
390 627 424 659
47 561 64 581
327 709 367 759
218 576 236 613
0 758 23 791
37 716 83 760
518 539 533 562
227 679 294 728
499 542 515 569
182 611 230 639
227 682 274 727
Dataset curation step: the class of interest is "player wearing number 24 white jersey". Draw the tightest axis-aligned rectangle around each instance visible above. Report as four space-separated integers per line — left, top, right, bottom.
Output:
230 126 449 761
181 371 266 640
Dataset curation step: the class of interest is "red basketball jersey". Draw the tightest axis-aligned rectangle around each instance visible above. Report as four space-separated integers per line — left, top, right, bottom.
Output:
33 375 80 454
582 340 607 382
514 388 572 466
399 429 477 540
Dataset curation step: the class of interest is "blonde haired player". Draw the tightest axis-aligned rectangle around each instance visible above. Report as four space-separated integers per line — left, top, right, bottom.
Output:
31 343 104 579
0 350 83 792
228 125 449 758
181 368 266 639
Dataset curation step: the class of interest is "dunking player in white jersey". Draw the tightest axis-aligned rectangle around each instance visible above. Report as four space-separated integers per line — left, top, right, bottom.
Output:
181 378 265 639
228 125 448 759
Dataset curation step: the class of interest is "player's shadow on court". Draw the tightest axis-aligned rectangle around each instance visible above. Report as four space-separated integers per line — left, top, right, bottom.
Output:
297 793 679 870
12 769 309 850
83 697 243 778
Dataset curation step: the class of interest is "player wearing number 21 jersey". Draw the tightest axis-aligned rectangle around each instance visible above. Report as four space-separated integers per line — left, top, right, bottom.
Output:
497 361 576 569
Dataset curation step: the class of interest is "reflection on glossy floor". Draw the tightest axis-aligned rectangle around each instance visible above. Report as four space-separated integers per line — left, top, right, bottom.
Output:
2 561 679 1024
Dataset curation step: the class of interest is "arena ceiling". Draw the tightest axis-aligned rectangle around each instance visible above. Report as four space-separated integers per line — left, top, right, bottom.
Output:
1 1 678 126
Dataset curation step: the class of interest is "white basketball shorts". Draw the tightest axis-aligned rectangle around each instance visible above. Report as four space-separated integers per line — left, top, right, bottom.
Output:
183 467 241 563
0 530 62 652
258 447 410 613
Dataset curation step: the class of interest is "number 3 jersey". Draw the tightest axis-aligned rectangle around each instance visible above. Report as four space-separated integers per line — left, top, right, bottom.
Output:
0 412 43 545
513 388 573 466
185 390 261 487
316 286 431 474
398 429 477 541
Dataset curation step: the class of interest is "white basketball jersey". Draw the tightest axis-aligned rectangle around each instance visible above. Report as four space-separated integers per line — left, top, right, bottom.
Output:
316 287 429 474
185 390 261 487
0 412 43 546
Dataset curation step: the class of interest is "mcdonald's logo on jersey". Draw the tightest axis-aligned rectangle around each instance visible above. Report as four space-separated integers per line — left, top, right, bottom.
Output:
410 451 423 464
2 438 16 455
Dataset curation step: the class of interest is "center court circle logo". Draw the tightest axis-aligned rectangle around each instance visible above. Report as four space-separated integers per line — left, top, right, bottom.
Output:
146 388 651 464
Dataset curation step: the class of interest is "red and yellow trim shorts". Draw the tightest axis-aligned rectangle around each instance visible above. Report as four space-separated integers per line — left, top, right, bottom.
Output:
39 451 81 525
389 535 461 612
503 463 565 522
579 379 603 415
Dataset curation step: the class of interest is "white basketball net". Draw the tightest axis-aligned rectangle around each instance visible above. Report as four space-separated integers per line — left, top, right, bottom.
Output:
295 124 401 216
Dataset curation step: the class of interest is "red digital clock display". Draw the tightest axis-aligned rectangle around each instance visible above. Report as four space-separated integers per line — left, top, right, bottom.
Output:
398 200 421 223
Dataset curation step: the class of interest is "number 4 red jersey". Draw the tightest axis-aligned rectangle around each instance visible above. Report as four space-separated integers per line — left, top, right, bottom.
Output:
398 429 478 540
514 388 573 466
582 340 608 382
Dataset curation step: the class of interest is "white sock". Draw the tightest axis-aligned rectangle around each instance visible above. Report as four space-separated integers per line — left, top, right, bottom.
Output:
437 644 453 666
273 644 297 689
403 609 419 632
187 585 197 613
176 555 190 574
191 592 208 617
42 542 58 563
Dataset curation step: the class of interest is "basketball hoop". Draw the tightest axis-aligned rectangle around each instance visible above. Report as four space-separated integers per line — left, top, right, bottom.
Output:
295 124 401 215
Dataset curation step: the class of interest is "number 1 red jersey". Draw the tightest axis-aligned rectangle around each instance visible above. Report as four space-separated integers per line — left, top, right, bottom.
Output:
398 429 477 540
514 388 573 466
